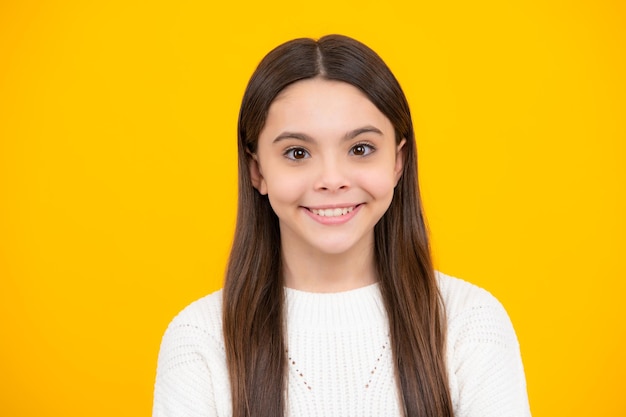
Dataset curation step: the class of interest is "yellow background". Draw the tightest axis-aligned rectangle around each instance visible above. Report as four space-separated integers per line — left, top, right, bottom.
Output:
1 0 624 416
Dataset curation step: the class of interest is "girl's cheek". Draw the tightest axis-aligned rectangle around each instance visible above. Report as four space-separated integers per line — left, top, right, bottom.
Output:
266 172 308 198
361 170 398 194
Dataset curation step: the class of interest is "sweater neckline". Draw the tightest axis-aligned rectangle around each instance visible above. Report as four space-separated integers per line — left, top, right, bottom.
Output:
284 283 388 331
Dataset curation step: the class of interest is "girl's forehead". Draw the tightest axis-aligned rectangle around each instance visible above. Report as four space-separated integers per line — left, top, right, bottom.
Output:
273 78 366 103
266 79 389 127
254 78 397 147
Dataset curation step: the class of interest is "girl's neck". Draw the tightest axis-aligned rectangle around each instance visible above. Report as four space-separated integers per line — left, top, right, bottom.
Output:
281 239 378 293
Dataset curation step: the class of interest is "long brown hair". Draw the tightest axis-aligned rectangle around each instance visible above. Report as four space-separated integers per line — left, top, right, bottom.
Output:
223 34 454 417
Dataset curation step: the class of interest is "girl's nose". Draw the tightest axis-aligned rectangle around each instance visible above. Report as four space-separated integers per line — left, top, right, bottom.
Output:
313 157 350 192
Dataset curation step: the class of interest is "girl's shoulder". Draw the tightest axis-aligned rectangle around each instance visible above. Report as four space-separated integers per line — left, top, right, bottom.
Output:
436 271 504 315
436 271 520 348
165 289 224 338
158 290 225 362
154 290 231 415
436 272 530 415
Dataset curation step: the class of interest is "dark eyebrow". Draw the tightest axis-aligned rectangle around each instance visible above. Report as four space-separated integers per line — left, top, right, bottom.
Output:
344 126 383 140
272 125 383 144
273 132 313 143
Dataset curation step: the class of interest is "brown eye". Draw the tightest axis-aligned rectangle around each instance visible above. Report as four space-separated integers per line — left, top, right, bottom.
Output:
285 147 310 160
350 143 374 156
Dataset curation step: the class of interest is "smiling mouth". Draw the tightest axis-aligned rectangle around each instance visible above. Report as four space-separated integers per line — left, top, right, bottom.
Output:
309 206 356 217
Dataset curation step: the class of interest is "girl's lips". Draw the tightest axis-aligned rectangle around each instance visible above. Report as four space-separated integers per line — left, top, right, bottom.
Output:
302 204 362 225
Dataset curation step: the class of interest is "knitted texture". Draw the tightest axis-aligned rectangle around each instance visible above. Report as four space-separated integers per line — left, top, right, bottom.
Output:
153 273 531 417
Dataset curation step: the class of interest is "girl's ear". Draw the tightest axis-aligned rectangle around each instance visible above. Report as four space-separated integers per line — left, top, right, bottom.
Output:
247 152 268 195
394 138 407 185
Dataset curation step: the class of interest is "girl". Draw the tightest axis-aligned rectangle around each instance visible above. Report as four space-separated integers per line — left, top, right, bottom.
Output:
153 35 530 417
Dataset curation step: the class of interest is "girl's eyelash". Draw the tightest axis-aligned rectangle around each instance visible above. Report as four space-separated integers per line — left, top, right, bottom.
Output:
282 142 375 160
283 147 310 160
350 142 376 156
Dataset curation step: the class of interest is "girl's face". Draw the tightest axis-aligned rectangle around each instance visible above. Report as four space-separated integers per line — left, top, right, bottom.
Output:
250 78 405 259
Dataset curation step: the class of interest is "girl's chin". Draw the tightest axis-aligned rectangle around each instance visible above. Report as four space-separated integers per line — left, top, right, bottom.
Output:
298 239 370 258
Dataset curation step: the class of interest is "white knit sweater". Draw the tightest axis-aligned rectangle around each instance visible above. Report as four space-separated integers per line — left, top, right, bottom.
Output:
153 273 531 416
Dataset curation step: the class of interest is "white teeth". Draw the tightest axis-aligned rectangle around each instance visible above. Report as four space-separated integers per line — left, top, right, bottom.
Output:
311 207 354 217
